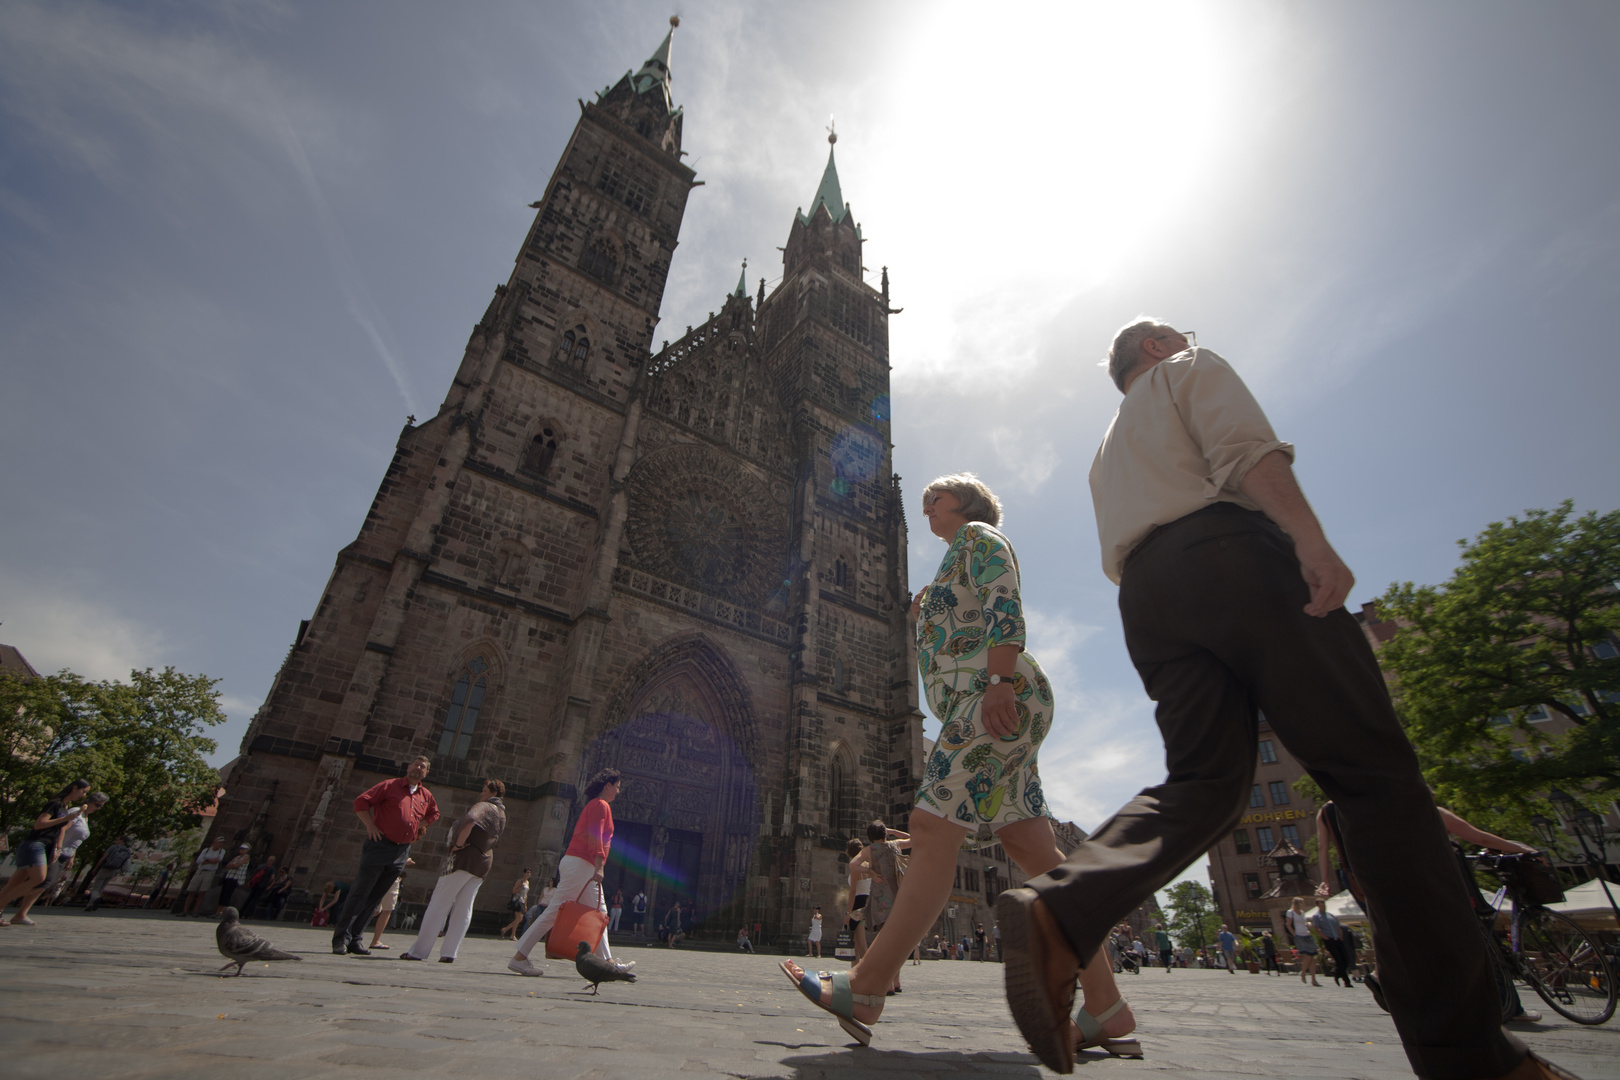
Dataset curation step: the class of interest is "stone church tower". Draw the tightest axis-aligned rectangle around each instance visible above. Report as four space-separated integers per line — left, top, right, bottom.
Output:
215 20 924 944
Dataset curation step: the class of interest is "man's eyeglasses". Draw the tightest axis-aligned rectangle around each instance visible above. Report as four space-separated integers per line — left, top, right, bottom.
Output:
1158 329 1196 349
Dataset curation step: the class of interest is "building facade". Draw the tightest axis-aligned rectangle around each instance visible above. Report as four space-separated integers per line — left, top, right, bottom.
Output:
1206 718 1321 938
210 22 925 945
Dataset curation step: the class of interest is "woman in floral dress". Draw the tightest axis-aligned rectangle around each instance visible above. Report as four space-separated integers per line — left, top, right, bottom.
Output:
784 474 1138 1055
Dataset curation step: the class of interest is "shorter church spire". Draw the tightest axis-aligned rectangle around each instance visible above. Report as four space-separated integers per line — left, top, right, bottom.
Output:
734 258 749 298
796 120 852 227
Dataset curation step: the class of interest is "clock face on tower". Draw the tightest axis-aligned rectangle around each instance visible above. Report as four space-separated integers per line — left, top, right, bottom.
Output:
624 443 788 604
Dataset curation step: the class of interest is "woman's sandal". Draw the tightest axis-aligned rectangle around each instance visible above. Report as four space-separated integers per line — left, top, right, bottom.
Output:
780 961 883 1046
1074 998 1143 1058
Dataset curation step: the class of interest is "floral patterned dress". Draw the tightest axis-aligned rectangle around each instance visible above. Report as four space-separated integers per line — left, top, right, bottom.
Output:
915 521 1052 827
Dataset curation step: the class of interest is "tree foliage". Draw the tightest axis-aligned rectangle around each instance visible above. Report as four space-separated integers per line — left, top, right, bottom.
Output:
1376 501 1620 837
0 666 224 872
1161 879 1222 951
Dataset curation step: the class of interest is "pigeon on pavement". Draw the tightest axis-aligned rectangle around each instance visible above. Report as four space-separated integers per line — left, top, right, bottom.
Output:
575 939 636 995
216 906 302 976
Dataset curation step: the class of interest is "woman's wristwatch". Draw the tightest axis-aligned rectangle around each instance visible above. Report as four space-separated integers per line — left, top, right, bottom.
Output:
988 674 1007 685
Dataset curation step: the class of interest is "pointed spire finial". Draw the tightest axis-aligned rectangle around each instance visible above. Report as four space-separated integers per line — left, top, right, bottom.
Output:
734 258 748 298
827 115 837 145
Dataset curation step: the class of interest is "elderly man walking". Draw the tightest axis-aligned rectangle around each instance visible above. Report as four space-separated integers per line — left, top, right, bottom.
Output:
997 320 1573 1080
1217 925 1238 974
330 756 439 956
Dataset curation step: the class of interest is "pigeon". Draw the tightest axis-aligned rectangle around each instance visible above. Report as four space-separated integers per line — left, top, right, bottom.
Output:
216 906 302 976
575 939 636 995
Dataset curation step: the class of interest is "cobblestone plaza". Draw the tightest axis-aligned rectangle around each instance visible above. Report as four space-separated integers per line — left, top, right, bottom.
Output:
3 910 1615 1079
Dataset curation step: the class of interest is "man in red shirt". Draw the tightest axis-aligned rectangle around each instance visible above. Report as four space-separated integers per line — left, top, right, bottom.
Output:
331 756 439 955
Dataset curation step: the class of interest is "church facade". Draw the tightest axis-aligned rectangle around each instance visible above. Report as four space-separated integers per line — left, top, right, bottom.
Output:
213 22 925 944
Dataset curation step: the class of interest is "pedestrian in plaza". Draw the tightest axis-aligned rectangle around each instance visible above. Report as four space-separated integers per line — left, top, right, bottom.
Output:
664 900 685 947
14 791 107 922
1217 924 1238 974
609 888 624 934
992 922 1001 962
83 833 134 911
216 845 251 913
975 923 987 961
401 779 507 964
367 858 414 949
239 855 279 919
263 869 294 921
996 319 1566 1079
1260 930 1279 975
1310 897 1352 987
845 837 872 960
310 881 339 927
737 926 755 953
330 756 440 956
0 780 91 925
807 906 823 958
785 475 1138 1054
508 768 621 976
631 888 647 935
1153 924 1173 971
183 837 229 917
500 869 531 940
521 874 557 937
1287 898 1322 986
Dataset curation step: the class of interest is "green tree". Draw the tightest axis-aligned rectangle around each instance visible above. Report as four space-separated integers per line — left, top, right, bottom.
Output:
1376 501 1620 838
1162 880 1222 952
0 666 224 872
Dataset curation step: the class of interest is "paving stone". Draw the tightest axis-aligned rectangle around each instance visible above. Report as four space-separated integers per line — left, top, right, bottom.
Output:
1 910 1616 1078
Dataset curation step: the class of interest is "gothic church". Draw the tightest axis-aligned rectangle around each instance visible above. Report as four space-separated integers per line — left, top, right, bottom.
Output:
215 20 924 943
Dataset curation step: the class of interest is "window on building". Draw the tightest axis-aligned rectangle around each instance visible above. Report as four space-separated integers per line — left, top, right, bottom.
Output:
1258 739 1277 764
522 426 559 477
834 556 849 589
580 242 617 285
596 155 657 215
1269 780 1290 806
1592 640 1618 660
1256 826 1275 851
1244 872 1262 899
1524 704 1550 721
557 326 589 367
963 867 980 893
1248 785 1265 808
832 657 846 693
985 867 1000 904
954 866 962 889
1233 829 1251 854
1281 824 1301 848
828 757 851 835
436 656 489 759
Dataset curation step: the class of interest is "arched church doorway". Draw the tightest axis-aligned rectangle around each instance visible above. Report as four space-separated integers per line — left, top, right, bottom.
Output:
578 661 759 940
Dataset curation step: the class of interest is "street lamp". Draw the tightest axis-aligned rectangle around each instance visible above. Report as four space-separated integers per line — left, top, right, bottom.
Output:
1545 788 1620 928
1530 814 1559 849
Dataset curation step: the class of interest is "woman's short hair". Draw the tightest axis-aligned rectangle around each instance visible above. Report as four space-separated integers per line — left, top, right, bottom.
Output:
866 819 887 843
87 791 110 805
584 768 622 801
846 837 864 858
922 473 1003 527
1107 316 1172 392
484 778 505 797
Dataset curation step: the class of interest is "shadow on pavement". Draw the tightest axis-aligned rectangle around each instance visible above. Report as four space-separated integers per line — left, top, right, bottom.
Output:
780 1048 1044 1077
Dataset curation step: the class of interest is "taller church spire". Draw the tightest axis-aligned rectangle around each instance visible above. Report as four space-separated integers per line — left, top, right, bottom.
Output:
596 16 685 157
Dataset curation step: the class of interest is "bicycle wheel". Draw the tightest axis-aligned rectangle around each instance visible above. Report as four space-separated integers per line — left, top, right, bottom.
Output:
1518 907 1617 1025
1477 918 1520 1023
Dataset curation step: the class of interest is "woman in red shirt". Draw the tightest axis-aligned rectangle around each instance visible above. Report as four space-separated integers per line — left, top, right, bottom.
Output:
507 768 620 976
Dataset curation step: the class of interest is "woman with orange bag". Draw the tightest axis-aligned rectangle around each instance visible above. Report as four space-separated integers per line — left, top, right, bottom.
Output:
506 768 621 977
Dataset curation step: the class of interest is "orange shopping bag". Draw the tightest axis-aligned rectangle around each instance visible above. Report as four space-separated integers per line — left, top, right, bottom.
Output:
544 882 609 959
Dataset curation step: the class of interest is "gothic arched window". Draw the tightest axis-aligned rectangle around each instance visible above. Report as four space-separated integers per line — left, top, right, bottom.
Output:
522 425 558 477
557 326 589 367
436 656 489 759
580 241 617 285
828 754 853 835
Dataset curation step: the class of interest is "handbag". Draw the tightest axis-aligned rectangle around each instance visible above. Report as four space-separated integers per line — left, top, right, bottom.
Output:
544 880 609 959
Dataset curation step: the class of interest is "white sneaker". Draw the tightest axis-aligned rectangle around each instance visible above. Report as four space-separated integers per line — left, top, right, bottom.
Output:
508 957 545 977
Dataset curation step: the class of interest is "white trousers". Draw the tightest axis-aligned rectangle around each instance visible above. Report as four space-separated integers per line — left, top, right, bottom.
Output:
406 870 485 960
515 854 610 960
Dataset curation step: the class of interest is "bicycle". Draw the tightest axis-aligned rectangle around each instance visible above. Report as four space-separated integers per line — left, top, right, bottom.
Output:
1468 851 1617 1025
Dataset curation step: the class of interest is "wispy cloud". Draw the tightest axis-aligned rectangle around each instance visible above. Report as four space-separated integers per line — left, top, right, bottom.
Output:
0 574 167 683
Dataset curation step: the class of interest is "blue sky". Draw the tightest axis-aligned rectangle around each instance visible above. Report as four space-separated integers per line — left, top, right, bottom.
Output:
3 2 1618 895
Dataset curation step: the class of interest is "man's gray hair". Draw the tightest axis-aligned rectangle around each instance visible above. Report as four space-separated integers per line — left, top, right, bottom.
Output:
1106 316 1172 392
922 473 1003 527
